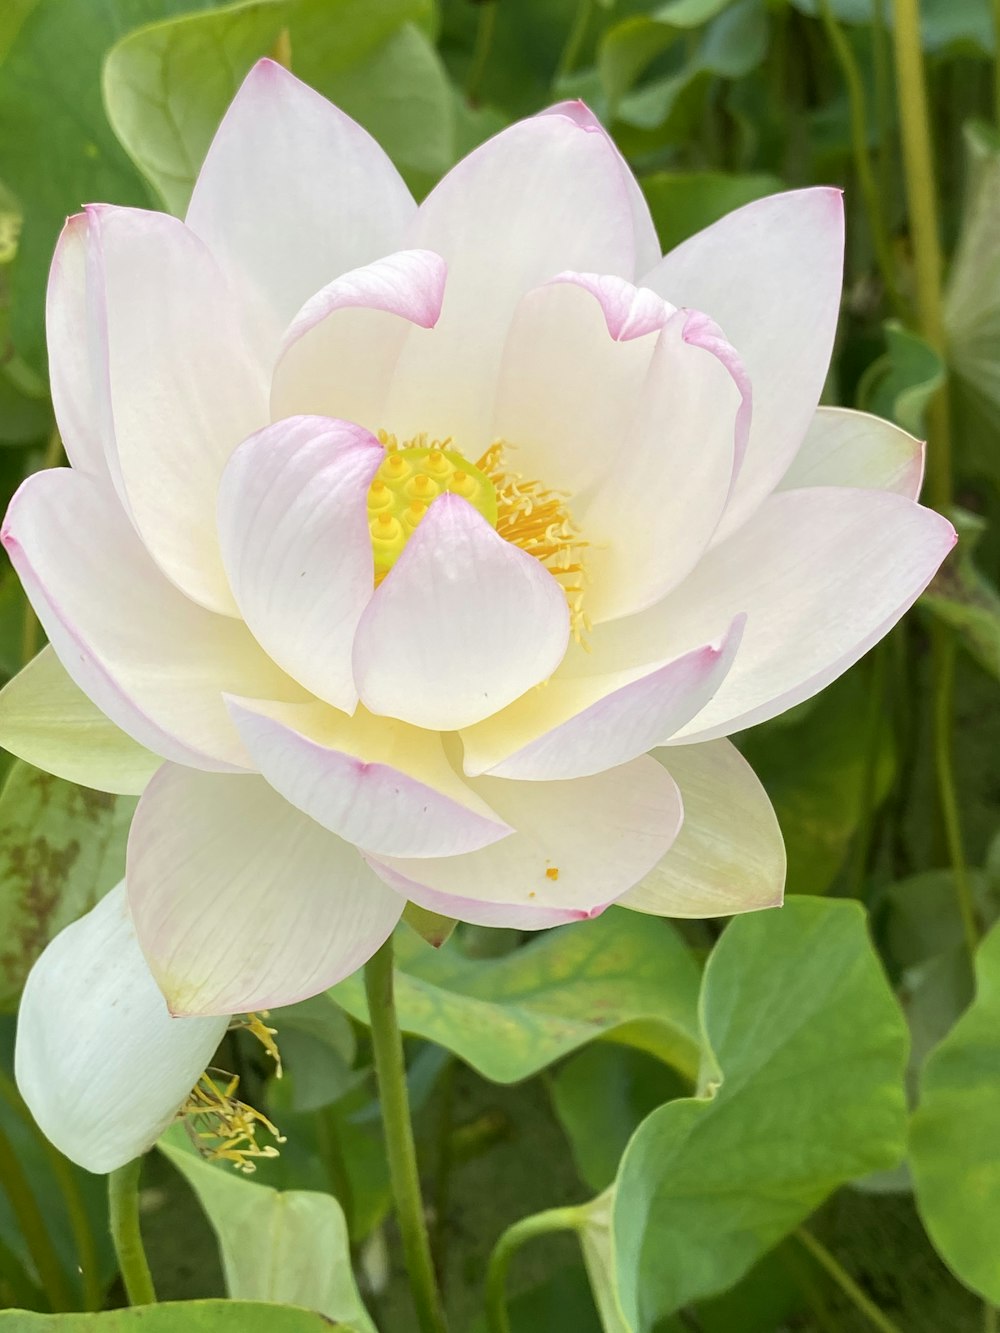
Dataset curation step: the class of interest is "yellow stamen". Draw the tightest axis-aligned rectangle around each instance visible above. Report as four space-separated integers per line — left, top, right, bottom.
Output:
177 1069 286 1174
230 1010 282 1078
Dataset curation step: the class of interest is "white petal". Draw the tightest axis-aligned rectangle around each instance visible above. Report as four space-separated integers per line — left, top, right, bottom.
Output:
779 406 925 499
15 883 227 1174
270 250 446 431
643 189 845 538
353 494 569 730
621 741 785 917
2 469 301 771
368 756 683 929
90 204 267 614
186 60 414 357
226 697 510 857
579 306 750 622
217 416 382 712
586 487 956 743
383 111 638 452
127 767 403 1016
0 647 161 796
461 617 743 780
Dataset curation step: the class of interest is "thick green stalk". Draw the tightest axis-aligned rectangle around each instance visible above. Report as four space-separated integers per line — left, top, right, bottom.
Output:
891 0 977 961
108 1158 156 1306
364 937 448 1333
485 1206 583 1333
796 1228 903 1333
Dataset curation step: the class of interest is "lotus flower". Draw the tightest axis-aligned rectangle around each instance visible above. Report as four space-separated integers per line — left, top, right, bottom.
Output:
2 61 953 1171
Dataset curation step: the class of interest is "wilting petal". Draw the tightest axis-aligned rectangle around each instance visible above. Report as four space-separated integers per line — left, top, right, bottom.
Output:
46 215 109 480
384 112 637 451
226 697 511 857
539 101 662 276
187 59 414 355
579 307 749 622
589 488 955 743
89 204 267 614
621 741 785 917
461 618 743 780
643 189 844 538
15 883 227 1174
779 406 924 498
2 469 301 771
491 278 665 499
128 767 402 1016
270 250 446 430
367 756 683 929
353 494 569 730
217 416 382 713
0 647 160 795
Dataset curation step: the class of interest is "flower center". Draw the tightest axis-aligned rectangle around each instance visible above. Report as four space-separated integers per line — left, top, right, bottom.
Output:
371 432 590 642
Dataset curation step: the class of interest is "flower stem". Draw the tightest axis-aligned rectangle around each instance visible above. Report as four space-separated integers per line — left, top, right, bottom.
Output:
465 0 497 105
108 1158 156 1306
364 936 448 1333
485 1206 583 1333
796 1228 903 1333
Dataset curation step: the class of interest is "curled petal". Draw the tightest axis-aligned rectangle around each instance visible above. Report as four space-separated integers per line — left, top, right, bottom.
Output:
367 756 683 929
779 406 925 499
127 767 402 1016
15 883 228 1173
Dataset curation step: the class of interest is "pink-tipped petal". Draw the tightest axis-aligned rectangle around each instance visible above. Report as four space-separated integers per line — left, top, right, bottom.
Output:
643 188 845 538
226 696 512 858
540 101 662 276
353 493 570 731
270 250 446 429
367 755 683 929
589 487 955 744
2 469 300 771
87 204 267 615
217 416 383 713
16 883 229 1174
779 406 925 499
621 740 785 917
461 617 744 780
383 113 636 452
187 59 415 357
127 766 403 1016
579 306 750 623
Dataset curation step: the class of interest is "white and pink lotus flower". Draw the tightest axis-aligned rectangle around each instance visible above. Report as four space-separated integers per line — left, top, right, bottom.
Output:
1 61 953 1172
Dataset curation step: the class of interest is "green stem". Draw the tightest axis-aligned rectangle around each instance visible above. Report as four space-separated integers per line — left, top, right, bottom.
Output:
818 0 902 314
431 1057 457 1283
848 645 888 897
315 1105 355 1242
465 0 497 105
796 1228 903 1333
485 1206 583 1333
0 1117 72 1311
108 1158 156 1306
993 0 1000 126
985 1303 998 1333
555 0 594 83
364 937 448 1333
933 629 979 958
871 0 893 209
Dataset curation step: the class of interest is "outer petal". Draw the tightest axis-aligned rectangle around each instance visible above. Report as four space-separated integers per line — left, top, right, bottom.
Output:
46 215 108 479
15 883 227 1174
642 189 845 539
0 647 160 796
779 406 925 499
460 617 743 780
620 741 785 917
127 767 403 1016
588 488 956 744
540 101 662 276
270 251 446 430
186 60 414 356
2 469 301 771
353 493 569 731
368 756 683 929
226 696 511 857
579 306 750 622
217 416 383 713
89 204 267 614
383 112 637 451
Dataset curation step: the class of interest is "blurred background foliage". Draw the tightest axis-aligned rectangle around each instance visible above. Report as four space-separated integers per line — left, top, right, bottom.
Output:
0 0 998 1330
